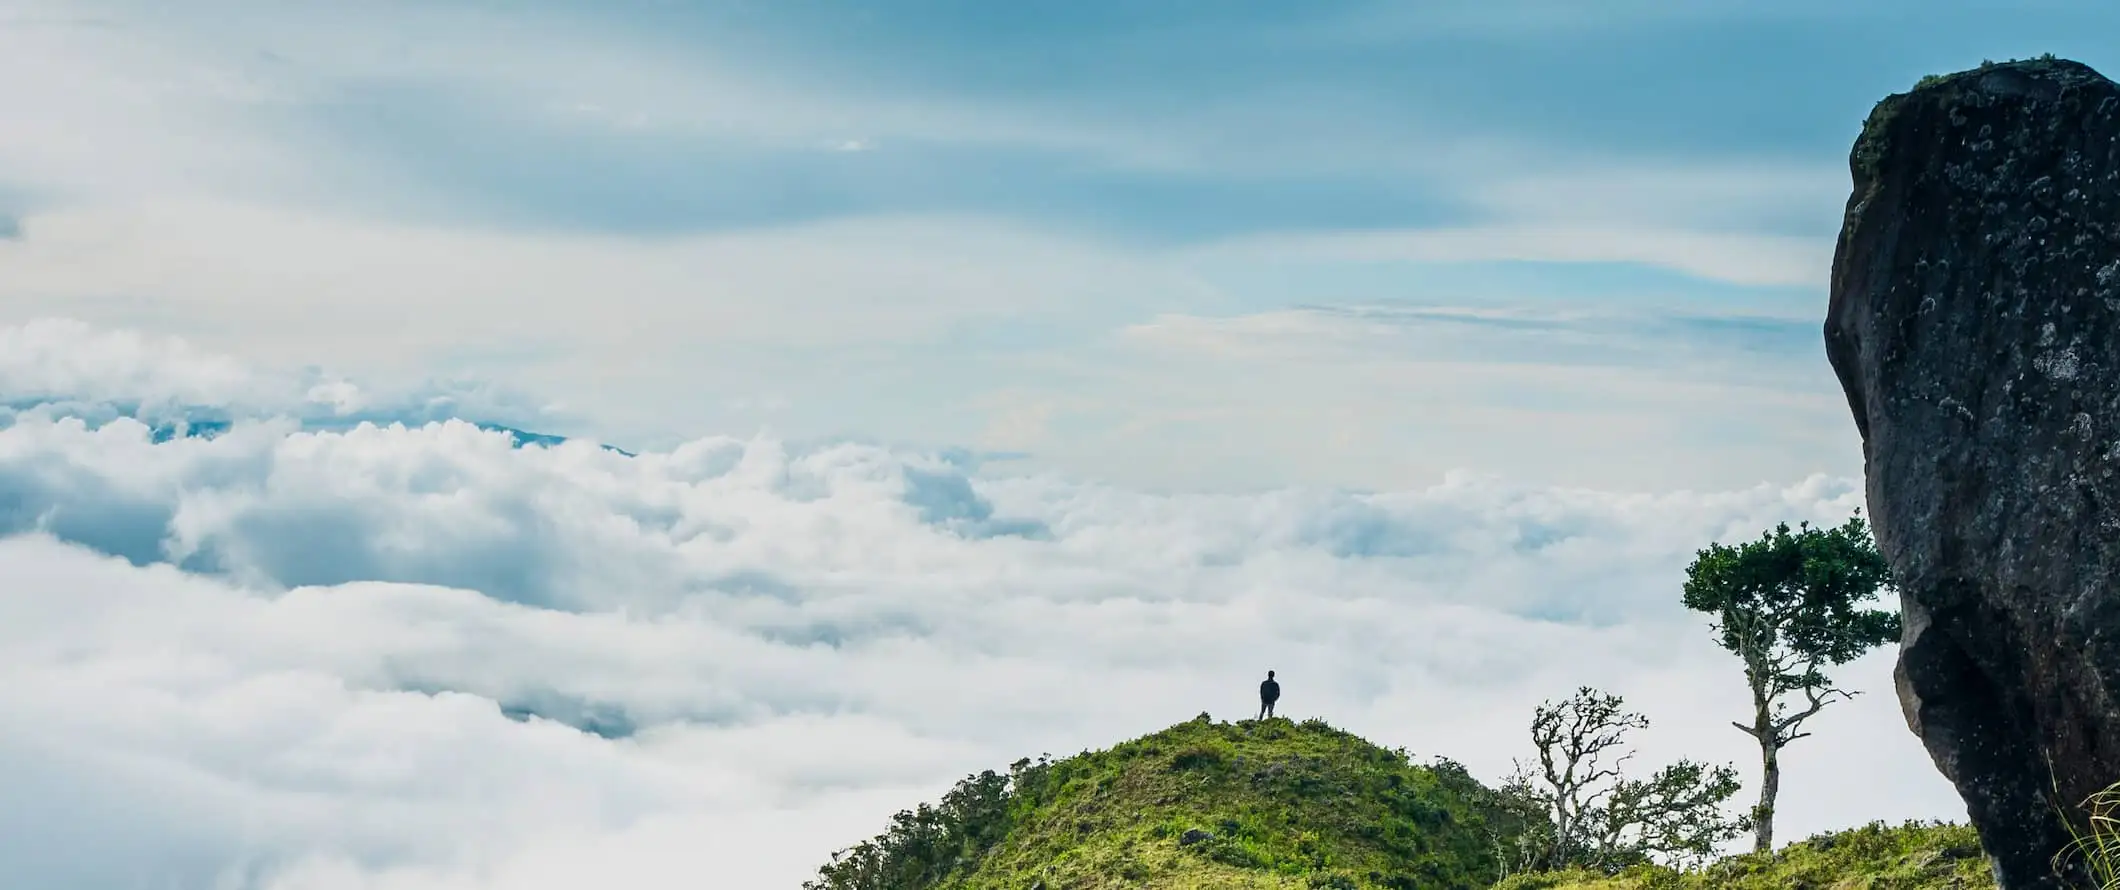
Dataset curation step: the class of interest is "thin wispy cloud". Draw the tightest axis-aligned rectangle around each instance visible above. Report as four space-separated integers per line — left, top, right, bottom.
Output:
1121 304 1822 367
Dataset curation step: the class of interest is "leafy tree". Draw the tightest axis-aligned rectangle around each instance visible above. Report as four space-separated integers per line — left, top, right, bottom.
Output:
1515 687 1747 872
1584 759 1746 871
805 756 1052 890
1682 514 1900 854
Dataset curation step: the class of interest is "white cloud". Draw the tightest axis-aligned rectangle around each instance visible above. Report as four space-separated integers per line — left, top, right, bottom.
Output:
0 6 1924 873
1115 304 1819 372
0 317 264 405
1195 224 1832 288
0 195 1858 493
0 0 1285 203
1179 158 1848 289
0 1 1865 494
0 202 1212 480
0 318 569 434
1 1 1851 242
1467 163 1847 232
0 201 1176 358
0 322 1961 889
1085 305 1853 492
0 5 314 205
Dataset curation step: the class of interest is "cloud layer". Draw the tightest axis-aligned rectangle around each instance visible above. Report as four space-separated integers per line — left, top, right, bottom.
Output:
0 0 1899 496
0 322 1962 889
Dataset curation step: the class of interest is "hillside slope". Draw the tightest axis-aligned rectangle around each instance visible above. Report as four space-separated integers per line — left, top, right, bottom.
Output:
806 715 1523 890
1496 821 1995 890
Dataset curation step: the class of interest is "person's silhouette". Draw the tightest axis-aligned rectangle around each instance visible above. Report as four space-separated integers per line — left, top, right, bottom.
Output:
1257 670 1281 720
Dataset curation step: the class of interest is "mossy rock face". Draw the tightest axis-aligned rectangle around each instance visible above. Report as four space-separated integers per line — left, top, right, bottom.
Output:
1496 821 1997 890
808 716 1518 890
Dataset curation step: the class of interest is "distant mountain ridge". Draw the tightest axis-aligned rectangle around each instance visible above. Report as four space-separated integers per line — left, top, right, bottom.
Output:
0 399 634 456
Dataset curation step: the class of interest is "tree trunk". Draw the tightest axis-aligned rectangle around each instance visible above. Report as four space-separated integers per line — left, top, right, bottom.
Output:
1753 742 1780 854
1744 671 1779 857
1549 806 1572 871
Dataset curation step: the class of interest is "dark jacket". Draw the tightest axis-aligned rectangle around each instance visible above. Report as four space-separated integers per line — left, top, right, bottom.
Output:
1259 679 1281 703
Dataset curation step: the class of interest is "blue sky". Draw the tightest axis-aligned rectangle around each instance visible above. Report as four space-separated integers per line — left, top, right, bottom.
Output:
2 0 2113 491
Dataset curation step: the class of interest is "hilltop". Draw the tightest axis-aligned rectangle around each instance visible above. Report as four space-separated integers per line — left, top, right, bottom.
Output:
809 717 2004 890
806 714 1526 890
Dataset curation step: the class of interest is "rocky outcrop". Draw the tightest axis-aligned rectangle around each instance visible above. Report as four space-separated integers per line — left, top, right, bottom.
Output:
1827 57 2120 889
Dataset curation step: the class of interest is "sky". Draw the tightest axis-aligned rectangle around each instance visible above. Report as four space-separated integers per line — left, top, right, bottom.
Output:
0 0 2109 887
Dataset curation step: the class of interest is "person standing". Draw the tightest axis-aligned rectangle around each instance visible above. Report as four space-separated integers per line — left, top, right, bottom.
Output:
1257 670 1281 720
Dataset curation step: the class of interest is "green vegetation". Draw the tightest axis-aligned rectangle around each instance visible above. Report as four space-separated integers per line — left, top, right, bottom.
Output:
1682 514 1898 853
1495 821 1994 889
1913 53 2061 89
807 714 1527 890
808 713 2013 890
2057 781 2120 888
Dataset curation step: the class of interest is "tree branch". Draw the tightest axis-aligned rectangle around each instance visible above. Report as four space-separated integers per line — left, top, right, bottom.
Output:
1766 671 1858 746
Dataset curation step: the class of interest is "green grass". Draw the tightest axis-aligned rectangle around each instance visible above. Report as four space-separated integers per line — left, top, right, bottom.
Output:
811 718 2042 890
808 715 1522 890
1493 821 1994 890
2057 781 2120 888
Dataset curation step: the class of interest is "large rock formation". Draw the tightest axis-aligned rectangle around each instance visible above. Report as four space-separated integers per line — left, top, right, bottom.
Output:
1827 57 2120 889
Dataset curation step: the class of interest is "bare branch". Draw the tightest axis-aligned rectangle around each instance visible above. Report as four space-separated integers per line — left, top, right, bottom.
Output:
1768 682 1858 745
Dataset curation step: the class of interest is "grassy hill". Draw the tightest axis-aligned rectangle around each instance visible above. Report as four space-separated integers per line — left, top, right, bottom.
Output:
1496 822 1994 890
807 716 2002 890
805 714 1526 890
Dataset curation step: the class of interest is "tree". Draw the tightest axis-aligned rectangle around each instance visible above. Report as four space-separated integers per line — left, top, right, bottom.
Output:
1514 687 1747 872
1584 759 1746 871
805 756 1053 890
1682 513 1900 854
1428 756 1550 883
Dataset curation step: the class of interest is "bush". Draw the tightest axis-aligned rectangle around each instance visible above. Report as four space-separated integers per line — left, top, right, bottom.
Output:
803 759 1053 890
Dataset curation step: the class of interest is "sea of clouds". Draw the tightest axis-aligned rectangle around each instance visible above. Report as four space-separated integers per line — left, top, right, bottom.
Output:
0 319 1965 889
